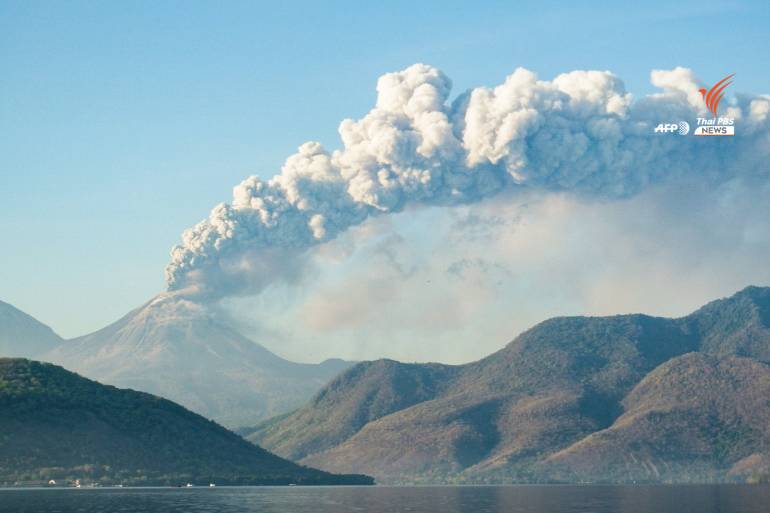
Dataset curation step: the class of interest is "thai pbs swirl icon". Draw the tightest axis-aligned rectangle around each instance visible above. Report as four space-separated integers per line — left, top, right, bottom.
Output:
699 74 735 116
678 121 690 135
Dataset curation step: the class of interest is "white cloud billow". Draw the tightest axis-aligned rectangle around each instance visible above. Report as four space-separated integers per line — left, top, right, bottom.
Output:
165 64 770 298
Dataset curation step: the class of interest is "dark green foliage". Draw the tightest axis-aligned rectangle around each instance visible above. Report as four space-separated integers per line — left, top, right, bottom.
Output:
0 359 373 486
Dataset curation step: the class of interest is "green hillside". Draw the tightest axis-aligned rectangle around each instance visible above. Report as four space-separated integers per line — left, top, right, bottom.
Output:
0 358 373 486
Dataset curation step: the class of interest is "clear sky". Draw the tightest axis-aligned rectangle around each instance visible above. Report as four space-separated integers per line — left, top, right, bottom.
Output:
2 0 769 352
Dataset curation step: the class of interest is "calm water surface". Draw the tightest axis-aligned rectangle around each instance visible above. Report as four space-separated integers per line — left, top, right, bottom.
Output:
1 485 769 513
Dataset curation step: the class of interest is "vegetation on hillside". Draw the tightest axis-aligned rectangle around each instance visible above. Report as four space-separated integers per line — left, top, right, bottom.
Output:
248 286 770 484
0 358 373 486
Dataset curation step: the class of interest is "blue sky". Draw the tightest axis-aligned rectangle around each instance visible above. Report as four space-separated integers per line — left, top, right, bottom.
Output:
1 0 769 343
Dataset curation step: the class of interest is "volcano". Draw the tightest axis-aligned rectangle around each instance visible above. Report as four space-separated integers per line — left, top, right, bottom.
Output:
44 293 350 428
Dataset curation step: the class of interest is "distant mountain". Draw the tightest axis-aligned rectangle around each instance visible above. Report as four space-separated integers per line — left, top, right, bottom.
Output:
44 293 352 428
246 286 770 484
0 300 63 358
541 353 770 482
0 358 372 486
244 360 461 461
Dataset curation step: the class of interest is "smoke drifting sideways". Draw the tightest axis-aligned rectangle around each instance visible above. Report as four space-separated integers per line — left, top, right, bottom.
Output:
165 64 770 300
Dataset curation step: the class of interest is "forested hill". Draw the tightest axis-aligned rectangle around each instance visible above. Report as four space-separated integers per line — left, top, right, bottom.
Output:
0 358 373 486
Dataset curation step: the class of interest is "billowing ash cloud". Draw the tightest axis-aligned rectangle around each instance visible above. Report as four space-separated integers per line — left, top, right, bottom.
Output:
166 64 770 298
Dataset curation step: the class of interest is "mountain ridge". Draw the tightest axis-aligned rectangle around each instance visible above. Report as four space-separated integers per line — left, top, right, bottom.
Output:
247 285 770 484
0 357 373 486
0 300 63 358
42 293 352 428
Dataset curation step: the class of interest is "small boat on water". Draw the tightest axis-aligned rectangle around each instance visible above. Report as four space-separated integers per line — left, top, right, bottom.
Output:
185 483 193 488
209 483 216 487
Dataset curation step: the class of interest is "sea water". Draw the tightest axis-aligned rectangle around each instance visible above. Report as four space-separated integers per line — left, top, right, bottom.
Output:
1 484 769 513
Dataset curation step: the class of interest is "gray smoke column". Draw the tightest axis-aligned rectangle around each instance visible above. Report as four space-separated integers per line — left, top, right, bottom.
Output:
165 64 770 298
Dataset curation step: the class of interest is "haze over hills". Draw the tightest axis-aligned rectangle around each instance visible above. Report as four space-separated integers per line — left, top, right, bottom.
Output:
245 286 770 484
0 358 372 486
42 293 351 428
0 300 63 358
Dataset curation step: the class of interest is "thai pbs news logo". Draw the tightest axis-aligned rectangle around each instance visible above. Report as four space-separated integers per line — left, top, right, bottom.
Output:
654 73 735 137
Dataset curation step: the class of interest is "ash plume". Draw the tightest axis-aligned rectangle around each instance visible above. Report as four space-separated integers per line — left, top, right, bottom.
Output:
165 64 770 299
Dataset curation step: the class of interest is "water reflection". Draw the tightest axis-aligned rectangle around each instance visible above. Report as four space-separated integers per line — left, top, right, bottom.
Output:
1 484 769 513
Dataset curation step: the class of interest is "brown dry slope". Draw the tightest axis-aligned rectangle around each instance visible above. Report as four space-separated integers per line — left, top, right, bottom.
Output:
246 286 770 484
541 353 770 482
